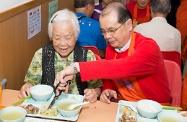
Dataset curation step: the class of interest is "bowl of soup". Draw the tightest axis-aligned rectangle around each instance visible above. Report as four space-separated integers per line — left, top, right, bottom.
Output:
158 111 186 122
30 84 53 101
56 95 84 117
0 106 27 122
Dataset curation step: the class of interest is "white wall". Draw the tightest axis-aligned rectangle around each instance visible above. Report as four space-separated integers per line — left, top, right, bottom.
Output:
0 0 32 13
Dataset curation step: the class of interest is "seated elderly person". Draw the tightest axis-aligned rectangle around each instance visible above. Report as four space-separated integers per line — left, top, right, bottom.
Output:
19 9 102 103
134 0 181 55
54 2 170 105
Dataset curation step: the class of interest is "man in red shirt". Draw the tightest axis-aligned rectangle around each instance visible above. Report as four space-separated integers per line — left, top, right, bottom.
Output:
126 0 151 27
54 2 170 105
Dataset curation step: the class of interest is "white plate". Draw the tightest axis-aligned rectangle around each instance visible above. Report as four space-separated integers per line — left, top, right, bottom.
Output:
22 93 84 121
25 117 59 122
116 100 177 122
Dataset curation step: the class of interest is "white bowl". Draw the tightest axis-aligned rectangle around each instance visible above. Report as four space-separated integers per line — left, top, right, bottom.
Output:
56 95 84 117
137 99 162 119
30 84 53 101
158 111 186 122
0 106 27 122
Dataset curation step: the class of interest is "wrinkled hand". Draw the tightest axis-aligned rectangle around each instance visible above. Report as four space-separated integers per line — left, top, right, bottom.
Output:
100 89 117 104
84 88 100 103
54 66 75 95
54 63 80 96
18 82 33 98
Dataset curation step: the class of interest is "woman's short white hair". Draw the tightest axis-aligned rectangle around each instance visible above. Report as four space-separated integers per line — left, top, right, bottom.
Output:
48 9 80 40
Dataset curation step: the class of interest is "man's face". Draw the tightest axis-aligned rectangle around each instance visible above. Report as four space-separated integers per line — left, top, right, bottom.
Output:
137 0 149 9
99 11 133 49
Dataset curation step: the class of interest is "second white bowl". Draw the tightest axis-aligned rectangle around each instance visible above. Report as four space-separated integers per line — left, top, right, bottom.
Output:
137 99 162 119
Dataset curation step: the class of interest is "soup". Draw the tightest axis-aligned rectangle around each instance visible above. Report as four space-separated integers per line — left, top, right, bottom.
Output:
0 111 24 120
58 102 80 111
160 117 181 122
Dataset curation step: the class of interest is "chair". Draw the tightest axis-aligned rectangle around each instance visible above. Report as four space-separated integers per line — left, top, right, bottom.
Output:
1 79 7 90
83 46 101 60
164 59 182 107
162 51 181 67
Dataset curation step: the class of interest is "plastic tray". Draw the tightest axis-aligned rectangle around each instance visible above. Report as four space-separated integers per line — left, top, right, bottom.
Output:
116 100 178 122
22 93 84 121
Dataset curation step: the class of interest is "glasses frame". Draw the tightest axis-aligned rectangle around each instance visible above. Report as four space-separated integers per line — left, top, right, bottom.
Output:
101 23 124 36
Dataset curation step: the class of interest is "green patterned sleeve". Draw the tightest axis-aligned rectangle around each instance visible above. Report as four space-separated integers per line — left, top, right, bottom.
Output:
86 50 103 88
24 48 43 85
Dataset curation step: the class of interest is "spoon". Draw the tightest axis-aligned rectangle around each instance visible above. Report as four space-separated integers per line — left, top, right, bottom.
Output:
67 101 90 110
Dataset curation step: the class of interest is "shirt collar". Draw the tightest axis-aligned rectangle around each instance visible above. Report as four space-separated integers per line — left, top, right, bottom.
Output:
115 37 131 53
151 17 167 23
76 12 87 17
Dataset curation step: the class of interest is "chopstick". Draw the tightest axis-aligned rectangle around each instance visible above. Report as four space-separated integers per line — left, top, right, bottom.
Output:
12 95 31 106
162 106 182 111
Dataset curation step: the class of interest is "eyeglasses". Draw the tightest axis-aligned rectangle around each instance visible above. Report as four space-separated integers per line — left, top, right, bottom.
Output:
101 23 124 35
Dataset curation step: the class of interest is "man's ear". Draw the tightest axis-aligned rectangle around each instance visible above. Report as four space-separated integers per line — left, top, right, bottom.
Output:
86 3 93 17
86 3 91 10
125 19 133 30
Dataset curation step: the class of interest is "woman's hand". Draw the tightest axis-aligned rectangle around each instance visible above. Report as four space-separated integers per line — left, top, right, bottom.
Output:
18 82 33 98
100 89 117 104
84 88 101 103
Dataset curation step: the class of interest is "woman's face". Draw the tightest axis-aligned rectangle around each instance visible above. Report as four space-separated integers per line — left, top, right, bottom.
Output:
52 22 76 59
137 0 149 9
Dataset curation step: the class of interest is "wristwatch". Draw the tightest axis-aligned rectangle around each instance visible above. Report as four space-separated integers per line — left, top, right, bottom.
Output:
69 62 78 74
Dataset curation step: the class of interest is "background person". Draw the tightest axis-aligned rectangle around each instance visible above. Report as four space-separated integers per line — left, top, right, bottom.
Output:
54 2 170 105
19 9 102 103
134 0 181 54
176 0 187 79
91 0 113 21
126 0 151 27
74 0 107 58
121 0 134 5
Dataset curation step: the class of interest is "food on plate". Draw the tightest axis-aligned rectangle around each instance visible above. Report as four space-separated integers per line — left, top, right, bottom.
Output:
21 104 39 114
119 106 137 122
39 105 58 116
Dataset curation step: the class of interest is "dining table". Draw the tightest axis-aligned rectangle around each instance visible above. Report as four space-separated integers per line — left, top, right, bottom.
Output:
2 89 187 122
1 89 118 122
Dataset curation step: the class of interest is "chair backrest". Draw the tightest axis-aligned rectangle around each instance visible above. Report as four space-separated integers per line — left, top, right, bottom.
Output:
83 46 101 60
164 59 182 107
162 51 181 67
1 79 7 90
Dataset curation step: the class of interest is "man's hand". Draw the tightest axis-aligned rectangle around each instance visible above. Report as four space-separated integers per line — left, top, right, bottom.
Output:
100 89 117 104
84 88 101 103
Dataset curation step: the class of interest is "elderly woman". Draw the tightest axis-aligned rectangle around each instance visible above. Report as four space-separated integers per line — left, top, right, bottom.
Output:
19 9 102 103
